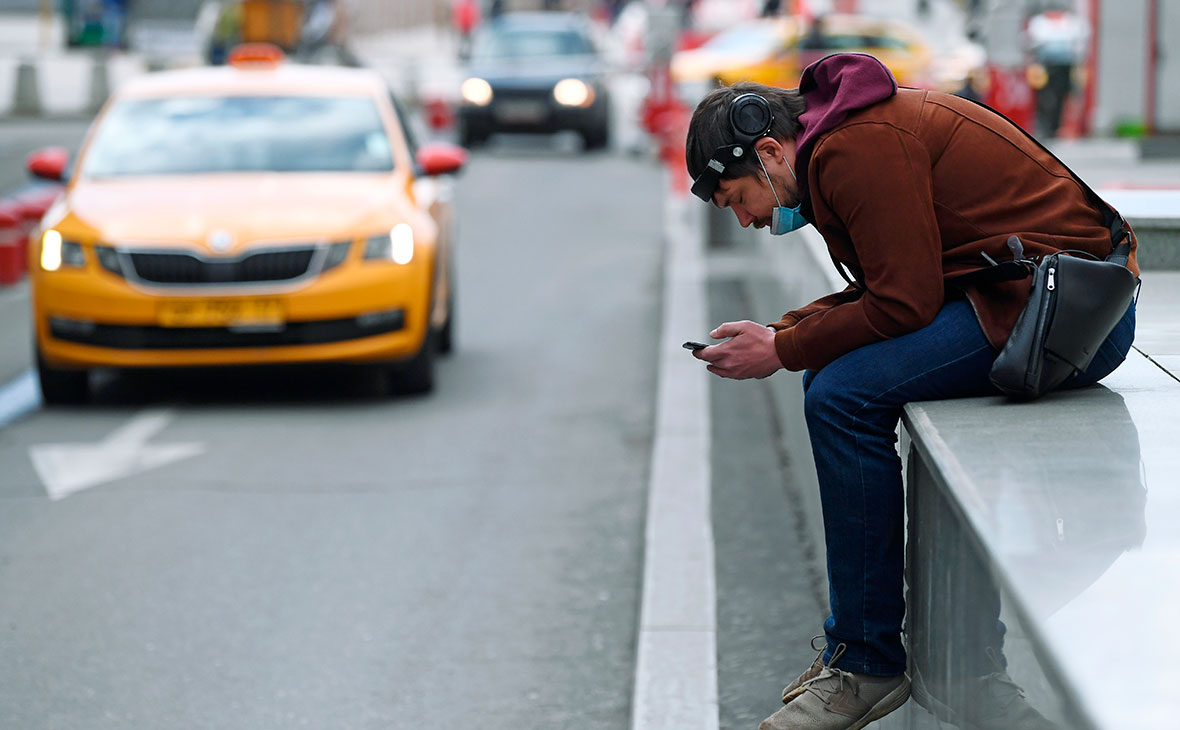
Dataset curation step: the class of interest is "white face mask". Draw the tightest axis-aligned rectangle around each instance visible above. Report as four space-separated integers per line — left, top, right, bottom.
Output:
756 153 808 235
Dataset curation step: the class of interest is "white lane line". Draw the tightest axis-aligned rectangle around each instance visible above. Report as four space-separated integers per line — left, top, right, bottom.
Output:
0 368 40 429
631 188 718 730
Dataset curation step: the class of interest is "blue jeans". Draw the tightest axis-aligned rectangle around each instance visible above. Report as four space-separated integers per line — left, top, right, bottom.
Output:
800 297 1136 675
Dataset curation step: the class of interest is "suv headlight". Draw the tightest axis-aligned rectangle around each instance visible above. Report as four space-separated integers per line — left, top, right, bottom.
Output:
461 77 493 106
363 224 415 265
554 78 594 107
40 230 85 271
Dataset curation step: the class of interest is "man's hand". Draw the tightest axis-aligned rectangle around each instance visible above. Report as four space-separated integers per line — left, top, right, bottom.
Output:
693 320 783 380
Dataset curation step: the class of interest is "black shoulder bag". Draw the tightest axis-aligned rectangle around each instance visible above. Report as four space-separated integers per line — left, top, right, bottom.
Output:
956 104 1140 400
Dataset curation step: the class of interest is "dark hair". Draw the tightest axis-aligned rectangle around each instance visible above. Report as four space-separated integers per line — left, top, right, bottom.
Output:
685 82 806 182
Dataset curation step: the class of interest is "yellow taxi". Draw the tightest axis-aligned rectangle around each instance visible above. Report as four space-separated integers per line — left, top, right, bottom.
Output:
672 14 934 93
27 44 466 403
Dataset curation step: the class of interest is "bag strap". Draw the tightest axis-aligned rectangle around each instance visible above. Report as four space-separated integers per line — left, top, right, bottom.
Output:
952 98 1132 286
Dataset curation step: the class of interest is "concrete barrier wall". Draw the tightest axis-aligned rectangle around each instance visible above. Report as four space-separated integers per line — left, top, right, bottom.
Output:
0 52 148 117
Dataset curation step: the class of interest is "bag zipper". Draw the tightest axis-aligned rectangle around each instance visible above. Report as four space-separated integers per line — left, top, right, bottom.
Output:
1025 257 1058 390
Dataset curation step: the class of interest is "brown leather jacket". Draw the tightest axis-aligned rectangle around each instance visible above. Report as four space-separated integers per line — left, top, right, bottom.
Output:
770 88 1139 372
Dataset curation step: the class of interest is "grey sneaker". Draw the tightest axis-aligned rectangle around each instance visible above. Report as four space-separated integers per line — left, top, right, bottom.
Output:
761 644 910 730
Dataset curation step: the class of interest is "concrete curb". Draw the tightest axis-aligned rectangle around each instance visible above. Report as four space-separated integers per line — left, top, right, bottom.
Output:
631 183 718 730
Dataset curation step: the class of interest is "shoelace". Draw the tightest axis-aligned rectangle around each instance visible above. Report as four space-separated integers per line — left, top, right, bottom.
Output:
799 666 857 704
797 642 856 705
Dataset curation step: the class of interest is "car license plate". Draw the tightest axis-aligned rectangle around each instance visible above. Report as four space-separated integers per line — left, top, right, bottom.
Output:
494 100 547 123
158 298 284 328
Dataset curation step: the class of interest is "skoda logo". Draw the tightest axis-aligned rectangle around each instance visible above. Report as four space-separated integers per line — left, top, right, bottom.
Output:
208 230 234 253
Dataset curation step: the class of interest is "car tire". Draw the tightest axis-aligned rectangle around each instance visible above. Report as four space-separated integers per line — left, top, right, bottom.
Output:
389 329 436 395
582 123 610 151
459 120 489 149
37 350 89 406
438 268 455 356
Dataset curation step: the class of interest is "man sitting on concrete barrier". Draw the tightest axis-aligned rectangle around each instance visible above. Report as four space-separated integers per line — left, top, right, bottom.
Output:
684 53 1138 730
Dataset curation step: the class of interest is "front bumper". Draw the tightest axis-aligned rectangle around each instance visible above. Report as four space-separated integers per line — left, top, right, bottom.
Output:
32 256 434 370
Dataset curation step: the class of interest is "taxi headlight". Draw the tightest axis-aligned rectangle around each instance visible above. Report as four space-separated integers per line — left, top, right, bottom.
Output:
461 77 493 106
363 224 415 265
40 230 85 271
554 78 594 107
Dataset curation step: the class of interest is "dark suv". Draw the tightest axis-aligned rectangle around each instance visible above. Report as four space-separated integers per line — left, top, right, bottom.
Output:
457 12 611 150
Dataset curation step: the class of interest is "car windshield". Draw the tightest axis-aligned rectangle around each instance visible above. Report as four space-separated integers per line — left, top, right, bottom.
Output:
81 95 395 177
701 23 782 54
472 28 594 59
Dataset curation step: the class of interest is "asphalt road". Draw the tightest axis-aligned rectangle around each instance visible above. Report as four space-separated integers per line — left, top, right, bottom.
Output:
0 136 665 729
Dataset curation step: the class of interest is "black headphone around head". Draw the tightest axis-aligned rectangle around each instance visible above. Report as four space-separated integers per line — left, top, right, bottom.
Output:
690 92 775 202
728 92 775 147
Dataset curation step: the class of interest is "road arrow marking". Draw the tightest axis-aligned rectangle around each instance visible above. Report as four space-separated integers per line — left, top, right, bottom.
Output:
29 408 205 501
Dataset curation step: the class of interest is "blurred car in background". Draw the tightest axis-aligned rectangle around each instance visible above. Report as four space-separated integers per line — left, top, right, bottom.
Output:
672 14 935 99
27 44 466 404
458 12 611 150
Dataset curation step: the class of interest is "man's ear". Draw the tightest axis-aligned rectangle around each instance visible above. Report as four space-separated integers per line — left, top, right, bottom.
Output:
753 136 784 162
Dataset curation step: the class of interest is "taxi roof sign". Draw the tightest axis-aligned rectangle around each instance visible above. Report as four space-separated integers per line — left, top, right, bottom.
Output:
228 43 286 68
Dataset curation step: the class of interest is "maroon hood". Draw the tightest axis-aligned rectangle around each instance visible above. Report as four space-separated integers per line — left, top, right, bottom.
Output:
794 54 897 210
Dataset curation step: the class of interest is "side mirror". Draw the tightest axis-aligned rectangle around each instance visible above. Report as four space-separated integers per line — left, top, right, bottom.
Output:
27 147 69 182
416 143 467 176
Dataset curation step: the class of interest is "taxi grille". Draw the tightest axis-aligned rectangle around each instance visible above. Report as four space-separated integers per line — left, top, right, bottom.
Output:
129 248 316 284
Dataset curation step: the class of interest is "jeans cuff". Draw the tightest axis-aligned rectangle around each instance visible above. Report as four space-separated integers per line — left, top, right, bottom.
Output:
824 649 906 677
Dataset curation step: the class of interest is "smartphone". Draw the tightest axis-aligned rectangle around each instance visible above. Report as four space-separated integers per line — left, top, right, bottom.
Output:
682 341 709 351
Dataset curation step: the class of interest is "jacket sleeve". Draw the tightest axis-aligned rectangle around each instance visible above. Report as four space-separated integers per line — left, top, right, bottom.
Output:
767 285 862 331
774 123 945 371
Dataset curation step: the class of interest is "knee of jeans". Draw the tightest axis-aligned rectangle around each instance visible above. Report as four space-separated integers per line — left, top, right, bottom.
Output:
802 369 817 394
803 369 848 426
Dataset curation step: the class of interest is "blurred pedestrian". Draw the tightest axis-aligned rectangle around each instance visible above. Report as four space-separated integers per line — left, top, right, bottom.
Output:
101 0 127 48
965 0 984 41
453 0 480 60
683 53 1137 730
207 0 243 65
603 0 626 24
1026 1 1088 138
799 15 828 51
953 68 983 103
